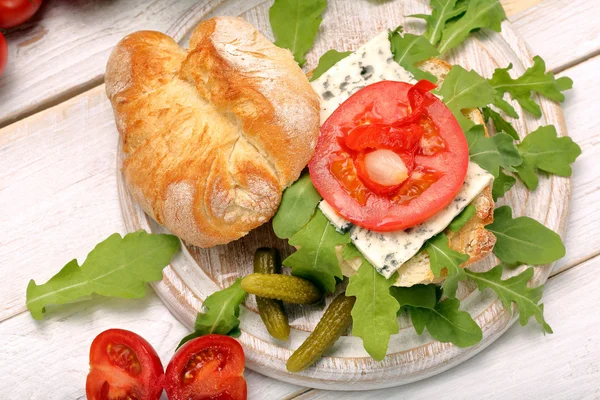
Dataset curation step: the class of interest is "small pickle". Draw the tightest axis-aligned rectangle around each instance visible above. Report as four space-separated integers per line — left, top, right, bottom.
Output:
241 274 322 305
286 293 356 372
254 248 290 341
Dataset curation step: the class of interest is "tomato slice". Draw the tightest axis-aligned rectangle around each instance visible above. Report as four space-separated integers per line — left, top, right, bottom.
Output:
86 329 164 400
165 334 247 400
309 80 469 232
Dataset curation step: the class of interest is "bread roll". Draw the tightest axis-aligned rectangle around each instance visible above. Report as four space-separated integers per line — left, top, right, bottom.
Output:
106 17 320 247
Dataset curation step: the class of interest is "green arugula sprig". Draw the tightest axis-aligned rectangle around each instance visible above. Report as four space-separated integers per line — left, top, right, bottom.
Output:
488 206 566 266
424 233 469 298
411 0 505 54
515 125 582 190
392 285 483 347
437 0 506 54
409 0 468 46
178 279 247 348
273 173 322 239
26 231 180 320
465 125 522 178
489 56 573 118
389 26 440 82
465 266 552 333
269 0 327 66
347 261 400 360
283 209 349 293
311 50 352 81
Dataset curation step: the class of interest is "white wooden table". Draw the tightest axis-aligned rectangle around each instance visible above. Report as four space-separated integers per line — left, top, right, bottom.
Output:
1 0 599 398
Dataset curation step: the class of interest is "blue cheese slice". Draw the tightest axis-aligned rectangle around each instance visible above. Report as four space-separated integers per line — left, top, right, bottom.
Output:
310 31 416 124
349 162 494 278
318 201 353 233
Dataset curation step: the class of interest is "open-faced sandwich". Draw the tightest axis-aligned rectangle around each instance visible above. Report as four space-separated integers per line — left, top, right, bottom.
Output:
103 7 581 372
26 1 582 396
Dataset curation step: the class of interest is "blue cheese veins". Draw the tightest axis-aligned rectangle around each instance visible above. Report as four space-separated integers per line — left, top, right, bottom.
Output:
310 31 416 124
318 200 353 233
350 162 494 279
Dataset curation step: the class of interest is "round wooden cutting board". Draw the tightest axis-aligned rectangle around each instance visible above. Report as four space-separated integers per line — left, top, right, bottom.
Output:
117 0 571 391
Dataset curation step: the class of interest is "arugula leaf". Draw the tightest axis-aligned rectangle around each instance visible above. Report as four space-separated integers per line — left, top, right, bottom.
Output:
26 231 180 320
283 209 349 292
388 26 440 82
487 206 566 265
424 233 469 298
448 203 476 232
390 284 437 310
311 49 352 81
342 243 362 261
489 56 573 117
346 260 400 360
269 0 327 66
408 297 483 347
466 125 521 177
465 266 552 333
273 173 322 239
515 125 582 190
437 65 495 132
491 93 519 118
482 106 519 140
409 0 465 46
178 279 247 348
438 0 506 55
492 170 516 201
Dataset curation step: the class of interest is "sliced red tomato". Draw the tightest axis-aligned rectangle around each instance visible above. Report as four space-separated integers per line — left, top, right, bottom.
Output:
309 80 469 232
86 329 164 400
165 334 247 400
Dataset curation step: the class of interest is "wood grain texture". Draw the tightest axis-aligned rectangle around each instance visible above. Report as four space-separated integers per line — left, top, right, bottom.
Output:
0 291 305 400
552 54 600 273
295 255 600 399
116 0 571 390
0 0 200 127
0 0 592 129
510 0 600 72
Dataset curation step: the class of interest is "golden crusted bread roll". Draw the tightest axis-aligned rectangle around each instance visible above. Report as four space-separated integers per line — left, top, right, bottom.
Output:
106 17 320 248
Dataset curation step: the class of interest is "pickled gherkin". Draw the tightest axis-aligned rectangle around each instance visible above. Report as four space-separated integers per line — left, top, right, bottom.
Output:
286 293 356 372
253 248 290 340
241 273 322 304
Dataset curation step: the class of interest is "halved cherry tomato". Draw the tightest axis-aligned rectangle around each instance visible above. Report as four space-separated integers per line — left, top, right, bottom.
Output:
0 0 43 28
86 329 164 400
309 80 469 232
165 334 247 400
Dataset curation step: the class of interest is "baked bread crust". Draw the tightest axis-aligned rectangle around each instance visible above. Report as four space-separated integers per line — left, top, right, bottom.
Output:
337 58 496 286
106 17 320 248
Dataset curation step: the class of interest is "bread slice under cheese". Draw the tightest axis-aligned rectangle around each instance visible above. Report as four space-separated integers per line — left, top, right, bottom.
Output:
336 58 496 287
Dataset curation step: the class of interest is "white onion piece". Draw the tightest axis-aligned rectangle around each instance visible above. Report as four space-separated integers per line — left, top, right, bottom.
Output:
364 149 408 186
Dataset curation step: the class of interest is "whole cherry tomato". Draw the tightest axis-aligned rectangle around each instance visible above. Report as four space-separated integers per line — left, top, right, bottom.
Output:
0 0 43 28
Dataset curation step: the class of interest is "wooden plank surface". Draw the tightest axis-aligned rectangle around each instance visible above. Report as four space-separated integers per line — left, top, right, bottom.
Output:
0 0 199 127
294 255 600 399
0 291 305 400
0 0 589 128
510 0 600 72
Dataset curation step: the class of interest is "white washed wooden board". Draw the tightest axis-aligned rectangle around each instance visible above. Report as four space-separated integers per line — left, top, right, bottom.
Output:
116 0 570 391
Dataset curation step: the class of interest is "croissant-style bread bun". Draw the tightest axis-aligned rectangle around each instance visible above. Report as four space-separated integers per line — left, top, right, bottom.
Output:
105 17 320 248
